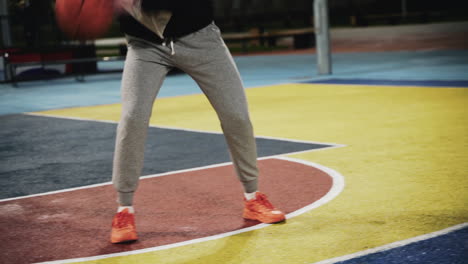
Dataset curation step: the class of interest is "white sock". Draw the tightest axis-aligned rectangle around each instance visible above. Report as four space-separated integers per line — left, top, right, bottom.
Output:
118 206 135 214
244 191 258 201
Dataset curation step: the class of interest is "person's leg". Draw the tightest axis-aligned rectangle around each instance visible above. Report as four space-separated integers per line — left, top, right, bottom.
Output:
174 24 258 194
173 24 285 224
111 36 173 243
113 38 172 207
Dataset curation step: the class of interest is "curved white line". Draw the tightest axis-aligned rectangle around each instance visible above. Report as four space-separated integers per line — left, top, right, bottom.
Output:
276 157 346 220
2 113 345 203
34 157 345 264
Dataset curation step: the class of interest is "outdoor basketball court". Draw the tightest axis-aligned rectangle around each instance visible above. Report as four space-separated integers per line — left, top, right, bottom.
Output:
0 22 467 264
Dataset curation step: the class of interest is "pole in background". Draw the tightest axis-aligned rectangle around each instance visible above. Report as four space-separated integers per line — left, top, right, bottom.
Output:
401 0 408 20
0 0 12 47
314 0 332 75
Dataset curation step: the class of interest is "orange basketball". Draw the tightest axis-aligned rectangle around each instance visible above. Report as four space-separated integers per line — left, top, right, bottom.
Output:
55 0 115 40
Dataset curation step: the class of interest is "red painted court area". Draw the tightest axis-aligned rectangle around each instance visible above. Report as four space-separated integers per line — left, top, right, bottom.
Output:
0 158 333 264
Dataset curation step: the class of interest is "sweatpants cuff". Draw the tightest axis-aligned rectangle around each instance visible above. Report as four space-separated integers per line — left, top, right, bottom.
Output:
118 192 135 206
243 180 258 194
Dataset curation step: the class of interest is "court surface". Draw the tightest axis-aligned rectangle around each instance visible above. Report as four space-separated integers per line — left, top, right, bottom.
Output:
0 23 467 264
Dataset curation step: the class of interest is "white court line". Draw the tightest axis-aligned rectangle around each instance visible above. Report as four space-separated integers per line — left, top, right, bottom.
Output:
0 160 233 203
0 112 345 203
24 112 345 149
24 112 346 163
34 157 346 264
24 113 346 161
310 222 468 264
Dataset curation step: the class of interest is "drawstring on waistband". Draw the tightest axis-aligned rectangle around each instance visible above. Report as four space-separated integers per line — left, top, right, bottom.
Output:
162 38 175 55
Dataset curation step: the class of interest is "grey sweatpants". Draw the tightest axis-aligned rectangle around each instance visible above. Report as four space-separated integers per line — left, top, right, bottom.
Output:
112 23 259 206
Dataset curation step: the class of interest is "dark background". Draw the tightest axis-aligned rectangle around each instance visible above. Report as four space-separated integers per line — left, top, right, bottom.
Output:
0 0 467 48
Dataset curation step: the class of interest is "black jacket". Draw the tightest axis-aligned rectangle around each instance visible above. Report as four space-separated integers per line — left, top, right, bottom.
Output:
119 0 214 42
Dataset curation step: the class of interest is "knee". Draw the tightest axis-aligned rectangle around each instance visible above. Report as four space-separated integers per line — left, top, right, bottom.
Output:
118 112 150 133
221 111 253 131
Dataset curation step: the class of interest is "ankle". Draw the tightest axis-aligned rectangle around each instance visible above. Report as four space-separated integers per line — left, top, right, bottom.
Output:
118 206 135 214
244 191 258 201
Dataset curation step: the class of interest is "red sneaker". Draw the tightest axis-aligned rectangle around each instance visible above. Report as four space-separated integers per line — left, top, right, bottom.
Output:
243 192 286 224
110 208 138 243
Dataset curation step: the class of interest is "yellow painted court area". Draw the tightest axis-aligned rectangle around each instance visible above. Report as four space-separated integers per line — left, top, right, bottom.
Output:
34 83 468 263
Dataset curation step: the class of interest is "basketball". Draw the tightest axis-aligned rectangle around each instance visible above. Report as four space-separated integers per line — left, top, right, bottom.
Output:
55 0 115 40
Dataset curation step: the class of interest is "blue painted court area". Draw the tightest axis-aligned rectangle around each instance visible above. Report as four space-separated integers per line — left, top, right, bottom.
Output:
336 226 468 264
1 49 468 115
0 113 331 199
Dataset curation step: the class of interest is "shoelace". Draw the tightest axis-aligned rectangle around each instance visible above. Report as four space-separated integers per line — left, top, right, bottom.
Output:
114 212 134 228
253 193 275 210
